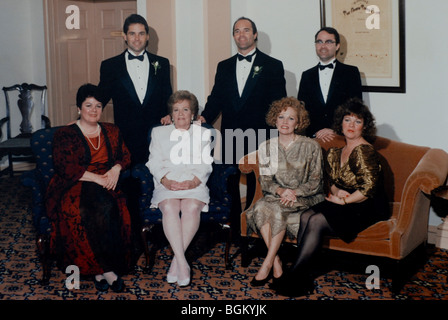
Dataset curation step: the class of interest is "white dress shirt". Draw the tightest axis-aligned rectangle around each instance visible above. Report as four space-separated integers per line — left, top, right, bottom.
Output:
236 48 257 96
125 50 149 104
318 58 336 103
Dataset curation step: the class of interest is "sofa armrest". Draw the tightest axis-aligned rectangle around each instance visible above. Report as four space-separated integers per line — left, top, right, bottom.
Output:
130 163 154 216
208 164 238 204
21 169 50 232
391 148 448 257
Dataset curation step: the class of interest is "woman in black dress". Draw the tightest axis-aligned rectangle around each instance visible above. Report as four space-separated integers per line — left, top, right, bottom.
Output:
274 98 389 297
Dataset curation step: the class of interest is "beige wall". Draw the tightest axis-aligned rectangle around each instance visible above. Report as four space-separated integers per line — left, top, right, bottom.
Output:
146 0 177 90
145 0 231 96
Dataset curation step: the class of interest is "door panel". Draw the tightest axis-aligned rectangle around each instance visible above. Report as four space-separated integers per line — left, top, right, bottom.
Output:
45 0 136 125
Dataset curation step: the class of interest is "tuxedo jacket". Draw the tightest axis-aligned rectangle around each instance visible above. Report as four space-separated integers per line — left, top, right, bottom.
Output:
297 60 362 137
98 50 172 165
201 49 286 164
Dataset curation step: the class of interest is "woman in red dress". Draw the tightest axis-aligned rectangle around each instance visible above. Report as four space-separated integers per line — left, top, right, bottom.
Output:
45 84 133 292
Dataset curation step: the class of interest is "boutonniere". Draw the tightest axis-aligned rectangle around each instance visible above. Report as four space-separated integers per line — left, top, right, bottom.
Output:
252 66 263 78
152 61 161 75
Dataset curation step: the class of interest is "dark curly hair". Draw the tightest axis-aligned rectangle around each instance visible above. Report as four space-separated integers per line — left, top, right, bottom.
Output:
76 83 103 109
265 97 310 135
332 98 377 143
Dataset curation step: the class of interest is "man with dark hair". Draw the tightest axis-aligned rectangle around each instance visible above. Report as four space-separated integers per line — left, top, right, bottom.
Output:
99 14 172 165
98 14 172 258
200 17 287 236
298 27 362 142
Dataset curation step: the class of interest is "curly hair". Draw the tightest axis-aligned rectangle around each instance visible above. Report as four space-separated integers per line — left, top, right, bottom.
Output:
265 97 310 134
332 98 377 143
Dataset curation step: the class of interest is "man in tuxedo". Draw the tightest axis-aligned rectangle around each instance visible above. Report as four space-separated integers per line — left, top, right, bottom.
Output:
98 14 172 166
200 17 287 236
298 27 362 142
98 14 172 259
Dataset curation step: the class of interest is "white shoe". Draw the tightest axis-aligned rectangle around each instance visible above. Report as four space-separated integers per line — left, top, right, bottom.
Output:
177 266 191 287
167 274 177 284
177 277 190 287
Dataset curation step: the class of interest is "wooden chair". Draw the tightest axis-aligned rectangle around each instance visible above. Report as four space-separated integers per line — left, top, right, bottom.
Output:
1 83 49 176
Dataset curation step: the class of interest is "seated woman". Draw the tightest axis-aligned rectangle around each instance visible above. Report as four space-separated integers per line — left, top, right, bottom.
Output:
275 98 389 297
245 97 325 288
146 90 213 287
45 83 133 292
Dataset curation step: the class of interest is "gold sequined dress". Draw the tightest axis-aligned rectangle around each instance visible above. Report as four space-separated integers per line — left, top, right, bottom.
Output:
314 144 389 242
246 136 325 238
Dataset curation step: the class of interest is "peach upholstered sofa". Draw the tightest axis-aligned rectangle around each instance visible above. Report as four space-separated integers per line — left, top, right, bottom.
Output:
239 135 448 292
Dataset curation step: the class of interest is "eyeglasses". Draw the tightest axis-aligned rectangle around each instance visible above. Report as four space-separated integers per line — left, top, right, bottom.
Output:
314 40 337 45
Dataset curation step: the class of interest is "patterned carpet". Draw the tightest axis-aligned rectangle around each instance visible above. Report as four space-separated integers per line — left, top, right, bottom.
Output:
1 174 448 309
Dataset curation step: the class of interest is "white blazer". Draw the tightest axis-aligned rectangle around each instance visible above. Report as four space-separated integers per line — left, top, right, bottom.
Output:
146 124 213 211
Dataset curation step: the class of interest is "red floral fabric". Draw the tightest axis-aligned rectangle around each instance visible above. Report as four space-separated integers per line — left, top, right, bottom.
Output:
45 123 132 276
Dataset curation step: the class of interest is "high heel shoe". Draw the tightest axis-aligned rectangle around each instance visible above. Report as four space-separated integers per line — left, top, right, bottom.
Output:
250 270 273 287
109 276 125 293
268 273 284 290
167 274 177 284
93 278 109 292
274 272 315 297
177 266 191 287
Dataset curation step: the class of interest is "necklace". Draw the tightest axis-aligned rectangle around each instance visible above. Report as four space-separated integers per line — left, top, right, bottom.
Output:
77 120 101 151
280 135 296 150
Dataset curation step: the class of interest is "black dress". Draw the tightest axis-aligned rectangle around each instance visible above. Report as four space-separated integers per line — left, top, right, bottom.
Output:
313 144 389 242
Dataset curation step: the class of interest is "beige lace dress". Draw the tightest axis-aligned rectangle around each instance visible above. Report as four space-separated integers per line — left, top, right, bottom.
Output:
246 135 325 238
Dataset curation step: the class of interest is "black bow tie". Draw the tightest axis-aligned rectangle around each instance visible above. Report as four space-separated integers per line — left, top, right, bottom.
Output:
237 51 256 62
128 52 145 61
319 63 334 70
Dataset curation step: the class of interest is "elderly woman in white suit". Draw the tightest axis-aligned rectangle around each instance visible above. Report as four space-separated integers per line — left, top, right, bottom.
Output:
146 90 213 287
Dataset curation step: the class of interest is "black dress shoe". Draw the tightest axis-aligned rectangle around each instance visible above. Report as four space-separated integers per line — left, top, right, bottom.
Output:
250 270 273 287
110 277 125 293
274 273 315 297
94 279 109 292
268 274 285 290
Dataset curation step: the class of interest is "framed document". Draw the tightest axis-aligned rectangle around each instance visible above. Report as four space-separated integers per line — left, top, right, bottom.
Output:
320 0 405 93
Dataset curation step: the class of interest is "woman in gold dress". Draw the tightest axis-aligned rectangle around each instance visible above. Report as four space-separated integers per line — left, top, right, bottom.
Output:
246 97 325 287
275 98 389 297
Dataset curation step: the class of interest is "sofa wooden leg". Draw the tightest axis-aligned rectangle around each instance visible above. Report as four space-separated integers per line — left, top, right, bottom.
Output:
141 225 153 273
241 236 250 268
36 234 51 285
391 260 404 294
222 223 232 270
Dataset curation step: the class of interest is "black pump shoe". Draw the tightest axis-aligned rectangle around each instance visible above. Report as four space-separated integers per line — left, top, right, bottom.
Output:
274 272 315 297
250 270 273 287
110 277 125 293
93 279 109 292
268 274 285 290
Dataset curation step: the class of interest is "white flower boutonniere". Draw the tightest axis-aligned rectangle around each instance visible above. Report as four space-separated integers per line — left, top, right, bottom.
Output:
252 66 263 78
152 61 161 75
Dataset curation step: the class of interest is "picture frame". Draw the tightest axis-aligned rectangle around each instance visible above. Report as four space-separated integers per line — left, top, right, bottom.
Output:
320 0 406 93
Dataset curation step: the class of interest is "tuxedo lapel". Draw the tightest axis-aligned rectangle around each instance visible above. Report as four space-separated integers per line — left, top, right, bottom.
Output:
117 51 143 107
228 56 241 111
143 52 156 107
326 60 342 105
311 65 326 106
237 50 263 110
